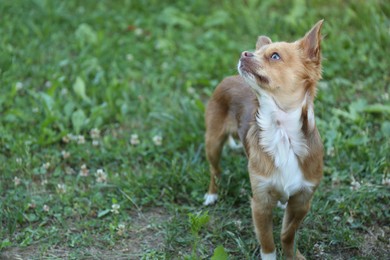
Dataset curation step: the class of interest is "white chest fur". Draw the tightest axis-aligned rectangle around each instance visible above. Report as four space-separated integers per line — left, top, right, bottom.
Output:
255 93 314 202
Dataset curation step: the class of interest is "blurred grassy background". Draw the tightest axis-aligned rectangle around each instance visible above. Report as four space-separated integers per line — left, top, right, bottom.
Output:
0 0 389 259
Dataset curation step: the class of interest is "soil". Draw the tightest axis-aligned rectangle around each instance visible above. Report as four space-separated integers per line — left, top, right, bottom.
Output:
0 207 169 260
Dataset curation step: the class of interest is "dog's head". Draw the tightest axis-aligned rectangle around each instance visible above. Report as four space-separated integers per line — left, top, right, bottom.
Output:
238 20 323 111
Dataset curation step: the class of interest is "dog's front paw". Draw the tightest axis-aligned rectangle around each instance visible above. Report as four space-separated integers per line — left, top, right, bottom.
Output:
260 250 276 260
203 193 218 206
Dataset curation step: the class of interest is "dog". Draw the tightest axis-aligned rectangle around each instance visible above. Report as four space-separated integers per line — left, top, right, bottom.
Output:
204 20 324 260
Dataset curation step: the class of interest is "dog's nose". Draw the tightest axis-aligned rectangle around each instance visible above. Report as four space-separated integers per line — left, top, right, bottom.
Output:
241 51 254 58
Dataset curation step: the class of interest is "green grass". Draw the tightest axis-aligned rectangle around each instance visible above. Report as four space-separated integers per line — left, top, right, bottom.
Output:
1 0 389 259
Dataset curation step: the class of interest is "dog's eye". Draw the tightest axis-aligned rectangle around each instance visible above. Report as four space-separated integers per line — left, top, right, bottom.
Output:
271 52 281 60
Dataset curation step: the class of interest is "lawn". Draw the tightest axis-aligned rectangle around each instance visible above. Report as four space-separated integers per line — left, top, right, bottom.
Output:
0 0 389 259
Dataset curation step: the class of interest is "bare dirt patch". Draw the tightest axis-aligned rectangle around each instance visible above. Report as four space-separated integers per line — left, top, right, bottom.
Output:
121 207 169 256
361 225 390 257
312 225 390 260
0 207 169 259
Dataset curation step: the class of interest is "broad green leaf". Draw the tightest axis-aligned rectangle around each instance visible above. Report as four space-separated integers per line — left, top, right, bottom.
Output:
204 10 229 28
1 239 12 250
73 77 91 103
75 23 97 45
211 245 228 260
97 209 111 218
188 211 209 235
71 109 86 134
64 101 76 118
381 121 390 136
363 104 390 114
159 7 193 28
40 92 55 111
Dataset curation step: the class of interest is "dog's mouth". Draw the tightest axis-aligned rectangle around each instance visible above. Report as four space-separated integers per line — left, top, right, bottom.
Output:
254 73 269 85
238 60 270 86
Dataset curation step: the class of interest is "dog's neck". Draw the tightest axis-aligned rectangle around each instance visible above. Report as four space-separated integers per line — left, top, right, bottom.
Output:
255 91 314 168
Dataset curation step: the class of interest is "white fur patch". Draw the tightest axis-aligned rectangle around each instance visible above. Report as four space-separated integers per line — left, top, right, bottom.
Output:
203 193 218 205
255 164 314 205
307 101 315 132
254 92 314 202
277 201 287 209
228 135 243 150
261 250 276 260
256 92 308 166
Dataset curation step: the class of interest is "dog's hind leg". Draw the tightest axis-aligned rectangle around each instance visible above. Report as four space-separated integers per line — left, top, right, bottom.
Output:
204 123 227 205
204 101 229 205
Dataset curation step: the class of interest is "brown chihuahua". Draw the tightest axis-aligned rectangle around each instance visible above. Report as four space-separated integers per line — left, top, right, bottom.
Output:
204 20 324 260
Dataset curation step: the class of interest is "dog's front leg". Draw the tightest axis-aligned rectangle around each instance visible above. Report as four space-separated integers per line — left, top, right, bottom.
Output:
251 195 277 260
281 192 313 260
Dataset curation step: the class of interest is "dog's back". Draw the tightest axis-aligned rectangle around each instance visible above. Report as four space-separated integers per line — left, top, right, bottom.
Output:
205 75 257 147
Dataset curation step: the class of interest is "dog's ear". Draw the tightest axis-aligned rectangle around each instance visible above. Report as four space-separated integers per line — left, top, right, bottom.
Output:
256 36 272 50
299 19 324 62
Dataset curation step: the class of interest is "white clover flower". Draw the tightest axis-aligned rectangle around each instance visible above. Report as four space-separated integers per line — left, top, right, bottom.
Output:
152 135 163 146
326 146 335 157
43 162 51 170
90 128 101 139
62 135 70 143
350 176 361 191
15 158 22 164
77 135 85 144
45 81 52 88
41 179 48 186
382 175 390 186
92 140 99 146
187 87 196 95
130 134 140 146
28 202 36 209
134 28 143 36
79 164 89 177
95 169 107 183
61 150 70 159
13 177 21 186
57 183 66 194
347 215 354 224
116 223 126 236
65 167 75 175
111 204 120 214
15 82 23 90
126 54 134 61
62 133 74 143
234 220 243 231
61 88 68 96
43 204 50 212
313 243 325 256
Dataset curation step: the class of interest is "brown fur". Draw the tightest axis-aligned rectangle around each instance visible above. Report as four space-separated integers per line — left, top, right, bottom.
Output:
204 21 324 259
